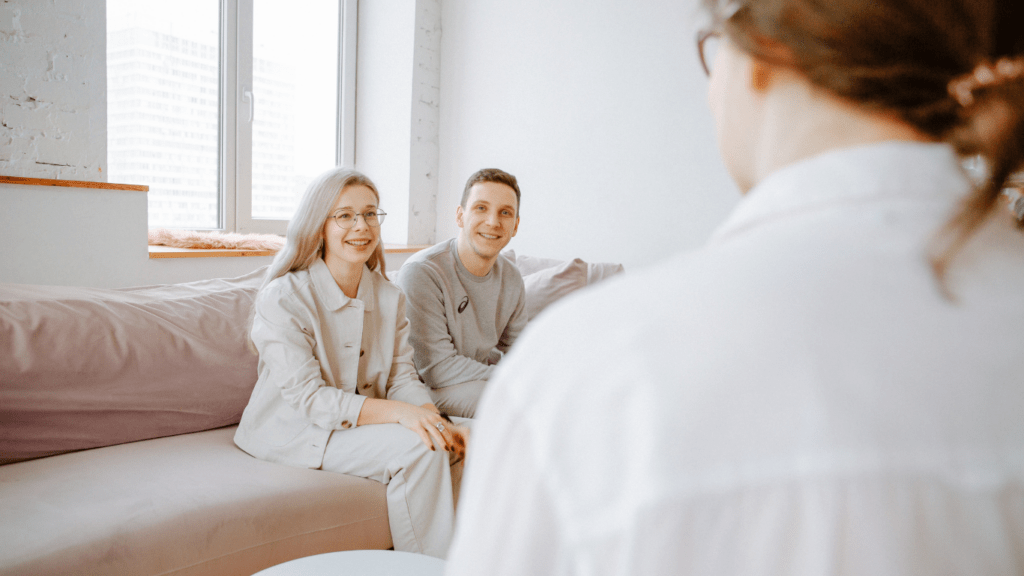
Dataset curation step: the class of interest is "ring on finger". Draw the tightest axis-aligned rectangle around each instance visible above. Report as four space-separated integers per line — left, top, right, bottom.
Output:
435 422 446 433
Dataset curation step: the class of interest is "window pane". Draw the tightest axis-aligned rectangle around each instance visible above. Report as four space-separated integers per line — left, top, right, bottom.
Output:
107 0 220 229
252 0 339 221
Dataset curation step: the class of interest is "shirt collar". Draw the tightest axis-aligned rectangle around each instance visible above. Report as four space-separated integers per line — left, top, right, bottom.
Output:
309 258 377 312
710 141 970 244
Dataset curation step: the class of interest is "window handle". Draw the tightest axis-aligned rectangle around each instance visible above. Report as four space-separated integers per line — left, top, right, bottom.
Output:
243 88 255 122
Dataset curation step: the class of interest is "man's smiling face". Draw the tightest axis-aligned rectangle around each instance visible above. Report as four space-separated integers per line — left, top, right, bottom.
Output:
456 181 520 261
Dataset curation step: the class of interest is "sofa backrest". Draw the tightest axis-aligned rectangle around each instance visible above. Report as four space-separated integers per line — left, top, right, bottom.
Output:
0 269 265 465
502 251 625 321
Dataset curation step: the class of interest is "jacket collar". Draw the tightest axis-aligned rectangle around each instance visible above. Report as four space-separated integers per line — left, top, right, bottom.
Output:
709 141 969 245
309 258 378 312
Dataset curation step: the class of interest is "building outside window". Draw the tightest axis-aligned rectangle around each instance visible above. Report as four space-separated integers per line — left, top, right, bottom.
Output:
106 0 353 233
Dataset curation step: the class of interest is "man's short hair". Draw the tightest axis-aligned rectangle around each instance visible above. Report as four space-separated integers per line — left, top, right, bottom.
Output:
460 168 521 213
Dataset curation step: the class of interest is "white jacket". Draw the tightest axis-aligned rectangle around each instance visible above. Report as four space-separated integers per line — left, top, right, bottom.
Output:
235 258 432 469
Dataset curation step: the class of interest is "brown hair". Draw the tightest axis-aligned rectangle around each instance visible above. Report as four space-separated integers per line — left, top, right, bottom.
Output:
705 0 1024 274
460 168 521 213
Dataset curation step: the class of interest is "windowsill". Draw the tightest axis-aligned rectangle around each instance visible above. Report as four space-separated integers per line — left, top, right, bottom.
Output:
0 175 148 192
149 243 431 259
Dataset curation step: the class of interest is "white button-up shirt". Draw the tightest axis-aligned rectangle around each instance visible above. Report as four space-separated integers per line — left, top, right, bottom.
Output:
235 259 432 469
446 142 1024 575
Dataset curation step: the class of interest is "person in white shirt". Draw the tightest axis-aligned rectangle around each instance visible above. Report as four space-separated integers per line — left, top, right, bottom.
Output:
234 167 467 558
445 0 1024 574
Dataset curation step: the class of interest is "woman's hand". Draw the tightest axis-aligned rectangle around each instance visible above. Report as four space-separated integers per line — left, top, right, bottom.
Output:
395 402 455 452
356 398 456 452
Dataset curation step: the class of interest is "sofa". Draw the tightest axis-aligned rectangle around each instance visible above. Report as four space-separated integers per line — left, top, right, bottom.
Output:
0 253 622 576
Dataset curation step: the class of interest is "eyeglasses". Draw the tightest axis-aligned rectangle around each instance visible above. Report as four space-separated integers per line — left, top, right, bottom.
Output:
331 209 387 228
699 0 743 75
696 29 721 76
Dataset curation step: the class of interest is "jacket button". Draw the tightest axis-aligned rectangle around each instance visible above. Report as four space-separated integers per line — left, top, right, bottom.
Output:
360 349 365 357
341 420 352 429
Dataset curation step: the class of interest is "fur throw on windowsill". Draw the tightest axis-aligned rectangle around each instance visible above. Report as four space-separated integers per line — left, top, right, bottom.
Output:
148 228 285 251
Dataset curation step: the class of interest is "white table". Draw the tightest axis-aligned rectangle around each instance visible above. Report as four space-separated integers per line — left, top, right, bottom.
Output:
254 550 445 576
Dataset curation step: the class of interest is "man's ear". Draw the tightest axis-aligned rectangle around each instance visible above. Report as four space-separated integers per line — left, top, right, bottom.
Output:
511 216 519 238
456 205 465 229
748 36 791 94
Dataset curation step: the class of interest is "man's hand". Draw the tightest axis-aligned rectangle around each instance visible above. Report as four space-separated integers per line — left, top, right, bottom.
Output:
446 420 471 464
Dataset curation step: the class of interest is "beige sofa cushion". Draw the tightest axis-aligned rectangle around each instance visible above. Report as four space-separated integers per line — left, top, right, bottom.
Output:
521 258 589 321
0 425 390 576
0 270 264 464
500 251 625 321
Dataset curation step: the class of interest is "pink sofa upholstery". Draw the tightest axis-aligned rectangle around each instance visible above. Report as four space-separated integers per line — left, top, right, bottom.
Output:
0 269 391 576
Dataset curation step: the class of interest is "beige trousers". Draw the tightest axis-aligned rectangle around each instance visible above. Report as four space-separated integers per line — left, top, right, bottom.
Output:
429 379 488 418
321 420 469 558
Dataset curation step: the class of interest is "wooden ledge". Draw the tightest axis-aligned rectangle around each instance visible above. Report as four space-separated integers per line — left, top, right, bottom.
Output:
149 243 431 259
149 246 276 258
0 175 148 192
382 244 432 254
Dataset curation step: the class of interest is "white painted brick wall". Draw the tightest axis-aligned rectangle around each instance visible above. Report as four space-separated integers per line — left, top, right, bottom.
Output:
0 0 106 181
408 0 441 245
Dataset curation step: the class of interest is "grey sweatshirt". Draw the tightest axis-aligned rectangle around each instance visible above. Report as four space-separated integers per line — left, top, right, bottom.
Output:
395 238 528 389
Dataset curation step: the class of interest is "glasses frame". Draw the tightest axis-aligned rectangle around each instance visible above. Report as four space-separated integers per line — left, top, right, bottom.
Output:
696 29 720 77
331 209 387 229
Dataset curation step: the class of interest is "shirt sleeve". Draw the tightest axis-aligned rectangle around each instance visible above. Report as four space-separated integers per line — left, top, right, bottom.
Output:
250 289 366 430
383 289 434 407
396 262 494 388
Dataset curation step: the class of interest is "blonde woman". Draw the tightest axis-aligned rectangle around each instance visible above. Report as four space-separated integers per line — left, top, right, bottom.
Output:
234 167 465 558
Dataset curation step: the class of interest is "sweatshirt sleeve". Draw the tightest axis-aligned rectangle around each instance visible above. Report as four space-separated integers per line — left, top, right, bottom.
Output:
384 289 435 406
396 261 494 389
497 274 528 354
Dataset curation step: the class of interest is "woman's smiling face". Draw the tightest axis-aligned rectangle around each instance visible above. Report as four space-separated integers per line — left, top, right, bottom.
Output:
321 184 381 270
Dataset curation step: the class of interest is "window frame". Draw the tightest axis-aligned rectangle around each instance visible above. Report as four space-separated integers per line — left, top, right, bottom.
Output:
220 0 358 235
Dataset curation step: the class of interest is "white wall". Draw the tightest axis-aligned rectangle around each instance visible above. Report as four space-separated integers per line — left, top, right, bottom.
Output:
436 0 739 271
355 0 417 245
0 182 276 288
1 0 741 287
0 0 106 181
355 0 441 246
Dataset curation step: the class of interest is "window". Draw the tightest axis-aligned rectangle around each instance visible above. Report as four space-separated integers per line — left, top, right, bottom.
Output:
107 0 357 234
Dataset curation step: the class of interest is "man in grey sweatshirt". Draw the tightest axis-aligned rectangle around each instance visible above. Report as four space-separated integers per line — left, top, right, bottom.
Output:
395 168 528 417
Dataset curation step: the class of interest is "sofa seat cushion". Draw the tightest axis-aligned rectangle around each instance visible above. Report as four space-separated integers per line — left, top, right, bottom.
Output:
0 426 390 576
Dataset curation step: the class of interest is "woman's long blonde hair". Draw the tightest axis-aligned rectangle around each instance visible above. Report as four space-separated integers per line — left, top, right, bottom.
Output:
262 167 387 292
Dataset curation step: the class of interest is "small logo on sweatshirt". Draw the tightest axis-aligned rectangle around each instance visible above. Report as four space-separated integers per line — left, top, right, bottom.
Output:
458 296 469 314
